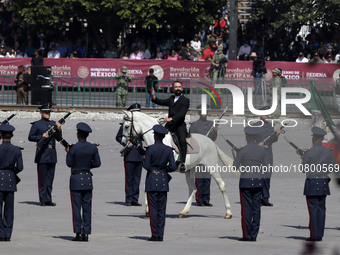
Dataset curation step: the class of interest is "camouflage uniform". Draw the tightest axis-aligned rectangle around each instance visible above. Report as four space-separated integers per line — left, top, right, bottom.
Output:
115 66 132 107
212 48 227 87
269 69 281 118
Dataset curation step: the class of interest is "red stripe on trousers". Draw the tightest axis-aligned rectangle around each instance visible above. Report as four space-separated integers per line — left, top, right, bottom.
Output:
306 196 313 239
124 162 127 202
70 191 76 233
147 192 155 236
239 189 247 238
37 165 41 203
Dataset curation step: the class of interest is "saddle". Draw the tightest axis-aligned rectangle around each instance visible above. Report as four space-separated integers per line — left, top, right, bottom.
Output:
170 132 200 154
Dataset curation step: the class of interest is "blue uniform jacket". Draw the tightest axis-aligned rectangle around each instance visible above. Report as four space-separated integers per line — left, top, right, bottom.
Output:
143 140 177 192
28 119 58 163
253 121 278 152
66 139 101 191
190 119 217 141
233 141 270 189
0 141 23 192
116 125 143 162
302 143 335 196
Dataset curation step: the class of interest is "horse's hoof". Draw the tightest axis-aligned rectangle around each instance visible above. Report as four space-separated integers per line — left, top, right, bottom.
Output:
145 212 149 217
177 214 186 218
225 214 233 219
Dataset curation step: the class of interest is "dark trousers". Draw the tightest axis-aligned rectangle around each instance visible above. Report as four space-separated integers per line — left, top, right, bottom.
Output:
124 161 142 203
262 153 273 203
306 195 326 239
195 169 211 203
147 191 167 237
0 191 14 239
70 190 92 234
174 125 187 163
239 188 262 239
37 163 55 203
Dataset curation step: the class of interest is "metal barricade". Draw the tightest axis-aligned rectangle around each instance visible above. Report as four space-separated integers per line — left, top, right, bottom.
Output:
53 77 86 106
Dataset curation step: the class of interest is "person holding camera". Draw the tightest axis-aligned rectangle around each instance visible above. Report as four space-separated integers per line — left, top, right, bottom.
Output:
212 47 227 89
252 53 266 95
114 66 132 107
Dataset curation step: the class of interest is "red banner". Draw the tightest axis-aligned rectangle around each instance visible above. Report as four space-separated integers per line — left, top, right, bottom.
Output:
1 58 339 87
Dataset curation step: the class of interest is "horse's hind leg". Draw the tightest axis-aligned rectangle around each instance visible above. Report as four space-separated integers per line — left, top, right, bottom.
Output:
178 168 197 218
210 171 233 219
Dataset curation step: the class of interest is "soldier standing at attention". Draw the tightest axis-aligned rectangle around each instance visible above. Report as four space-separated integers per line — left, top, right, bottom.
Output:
189 104 218 207
28 103 61 206
115 66 132 107
0 124 23 242
66 123 101 242
233 126 270 242
253 106 282 206
212 46 227 91
143 125 176 242
269 68 282 119
116 103 143 206
302 127 335 242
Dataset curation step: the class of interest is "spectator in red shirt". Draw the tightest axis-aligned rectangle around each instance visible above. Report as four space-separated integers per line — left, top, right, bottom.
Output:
202 43 216 60
219 17 226 33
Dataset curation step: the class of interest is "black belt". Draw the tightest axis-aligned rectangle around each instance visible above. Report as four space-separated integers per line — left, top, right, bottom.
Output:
148 169 166 174
72 170 91 175
0 169 14 172
43 144 55 149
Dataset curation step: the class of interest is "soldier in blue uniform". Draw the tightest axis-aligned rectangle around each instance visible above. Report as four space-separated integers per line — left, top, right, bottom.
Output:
253 106 281 206
233 126 270 241
28 103 61 206
143 125 177 242
66 122 101 242
116 103 143 206
190 105 218 207
0 124 23 242
302 127 335 242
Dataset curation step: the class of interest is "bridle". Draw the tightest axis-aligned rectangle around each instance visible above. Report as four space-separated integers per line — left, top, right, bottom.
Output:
123 111 154 142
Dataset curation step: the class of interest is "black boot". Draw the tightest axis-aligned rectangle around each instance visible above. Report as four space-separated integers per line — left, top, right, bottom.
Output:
72 233 83 241
82 234 88 242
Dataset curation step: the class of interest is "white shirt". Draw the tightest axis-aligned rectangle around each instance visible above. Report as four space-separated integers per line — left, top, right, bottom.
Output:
48 50 60 58
190 40 201 52
174 95 182 103
295 57 309 63
237 45 251 57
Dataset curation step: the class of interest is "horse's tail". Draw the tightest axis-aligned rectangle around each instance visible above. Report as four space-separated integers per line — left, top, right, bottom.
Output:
215 144 233 167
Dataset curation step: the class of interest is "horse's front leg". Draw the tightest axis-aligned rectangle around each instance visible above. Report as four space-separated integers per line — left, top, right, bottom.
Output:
178 168 197 218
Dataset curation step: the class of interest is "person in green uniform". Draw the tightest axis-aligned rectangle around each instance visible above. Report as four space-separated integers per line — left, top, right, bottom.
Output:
269 68 281 119
115 66 132 107
212 47 227 92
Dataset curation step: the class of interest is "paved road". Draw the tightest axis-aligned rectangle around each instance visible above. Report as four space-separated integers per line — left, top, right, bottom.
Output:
1 117 340 255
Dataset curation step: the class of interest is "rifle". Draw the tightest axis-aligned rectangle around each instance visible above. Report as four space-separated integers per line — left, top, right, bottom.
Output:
120 139 145 156
1 113 16 125
37 109 75 150
206 106 228 140
284 137 305 157
261 125 285 147
225 139 241 153
55 132 100 150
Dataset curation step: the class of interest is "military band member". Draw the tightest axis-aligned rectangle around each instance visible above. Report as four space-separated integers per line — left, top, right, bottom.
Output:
233 126 270 241
302 127 335 242
66 123 101 242
253 105 282 206
190 104 217 207
28 103 61 206
116 103 143 206
143 125 176 241
0 124 23 242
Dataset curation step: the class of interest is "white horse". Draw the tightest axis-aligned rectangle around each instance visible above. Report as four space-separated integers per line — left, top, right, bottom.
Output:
120 111 234 219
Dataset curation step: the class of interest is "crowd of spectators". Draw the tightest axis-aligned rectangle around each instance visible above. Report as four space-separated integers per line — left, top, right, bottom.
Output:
1 0 340 63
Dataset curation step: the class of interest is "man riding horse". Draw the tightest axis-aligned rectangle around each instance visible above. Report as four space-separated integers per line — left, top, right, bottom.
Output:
151 81 190 173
